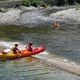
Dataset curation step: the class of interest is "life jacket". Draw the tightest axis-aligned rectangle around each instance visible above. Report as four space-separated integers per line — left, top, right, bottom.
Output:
27 46 33 51
11 47 18 54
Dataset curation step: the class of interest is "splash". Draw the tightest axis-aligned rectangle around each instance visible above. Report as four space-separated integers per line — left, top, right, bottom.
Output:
0 41 25 50
0 41 80 75
34 51 80 76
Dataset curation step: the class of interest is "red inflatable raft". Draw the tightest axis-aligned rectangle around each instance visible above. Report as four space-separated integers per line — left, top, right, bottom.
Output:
0 47 45 60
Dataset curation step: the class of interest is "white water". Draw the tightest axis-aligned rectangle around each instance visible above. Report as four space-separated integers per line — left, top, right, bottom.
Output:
0 41 25 50
0 6 80 77
0 41 80 76
34 51 80 76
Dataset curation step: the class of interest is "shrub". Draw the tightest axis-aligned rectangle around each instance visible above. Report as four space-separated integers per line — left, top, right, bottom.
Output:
22 0 30 7
22 0 44 7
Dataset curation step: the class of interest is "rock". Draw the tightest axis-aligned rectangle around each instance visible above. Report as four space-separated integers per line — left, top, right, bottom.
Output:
49 8 80 22
0 8 22 24
20 6 38 11
0 8 8 12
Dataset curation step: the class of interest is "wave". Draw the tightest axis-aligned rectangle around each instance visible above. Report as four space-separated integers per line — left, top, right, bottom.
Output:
34 51 80 76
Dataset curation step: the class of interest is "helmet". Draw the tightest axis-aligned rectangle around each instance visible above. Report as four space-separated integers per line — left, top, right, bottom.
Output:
15 44 18 46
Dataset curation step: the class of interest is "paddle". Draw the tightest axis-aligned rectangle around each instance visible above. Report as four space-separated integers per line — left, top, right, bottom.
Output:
17 50 23 59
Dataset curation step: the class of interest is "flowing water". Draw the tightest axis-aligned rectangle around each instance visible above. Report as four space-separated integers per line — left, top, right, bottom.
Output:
0 8 80 80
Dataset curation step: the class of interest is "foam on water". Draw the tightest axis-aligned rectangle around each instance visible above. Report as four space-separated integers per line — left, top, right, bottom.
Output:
34 51 80 76
0 41 25 50
0 41 80 75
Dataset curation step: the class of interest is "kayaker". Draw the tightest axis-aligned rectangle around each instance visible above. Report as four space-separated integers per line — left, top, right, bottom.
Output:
11 44 21 54
25 42 33 51
52 21 61 29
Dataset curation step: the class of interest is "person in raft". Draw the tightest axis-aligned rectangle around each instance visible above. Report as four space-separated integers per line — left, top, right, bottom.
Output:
11 44 21 54
25 42 33 51
52 21 61 29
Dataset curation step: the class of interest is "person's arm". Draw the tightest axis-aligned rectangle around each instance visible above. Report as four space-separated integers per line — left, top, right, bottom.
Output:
25 45 29 49
16 48 22 53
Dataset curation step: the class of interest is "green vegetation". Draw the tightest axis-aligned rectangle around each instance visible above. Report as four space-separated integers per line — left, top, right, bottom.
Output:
22 0 80 7
43 0 80 6
43 0 71 6
0 0 80 7
22 0 46 7
75 3 80 10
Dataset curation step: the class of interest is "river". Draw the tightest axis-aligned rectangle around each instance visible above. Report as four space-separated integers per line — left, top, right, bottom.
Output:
0 7 80 80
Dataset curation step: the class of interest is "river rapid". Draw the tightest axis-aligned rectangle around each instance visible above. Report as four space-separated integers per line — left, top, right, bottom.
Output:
0 6 80 80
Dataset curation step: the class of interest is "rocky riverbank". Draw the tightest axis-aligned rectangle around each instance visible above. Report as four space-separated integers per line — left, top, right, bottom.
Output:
0 8 22 24
0 6 38 25
49 8 80 23
0 6 48 26
0 6 79 26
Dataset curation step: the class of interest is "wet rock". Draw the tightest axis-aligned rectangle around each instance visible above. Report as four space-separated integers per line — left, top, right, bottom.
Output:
49 8 80 22
0 8 22 24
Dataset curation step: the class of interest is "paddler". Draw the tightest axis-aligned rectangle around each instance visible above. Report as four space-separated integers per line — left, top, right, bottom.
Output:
25 42 33 51
11 44 21 54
